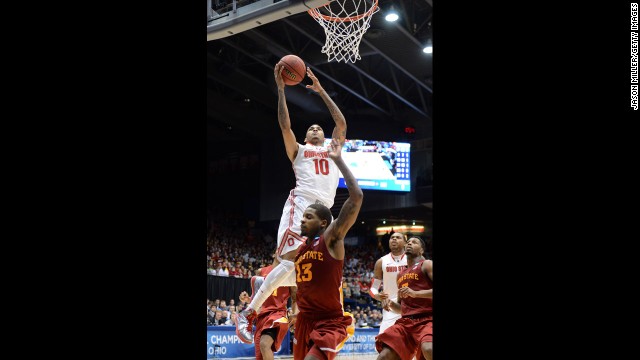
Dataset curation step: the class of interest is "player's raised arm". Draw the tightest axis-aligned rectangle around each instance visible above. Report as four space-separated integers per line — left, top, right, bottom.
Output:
275 63 299 162
323 138 363 257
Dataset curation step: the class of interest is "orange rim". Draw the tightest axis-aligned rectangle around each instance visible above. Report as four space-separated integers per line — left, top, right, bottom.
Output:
308 0 378 22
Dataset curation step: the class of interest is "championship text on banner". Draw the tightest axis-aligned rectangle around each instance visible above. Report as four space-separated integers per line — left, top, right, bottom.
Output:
207 326 290 359
206 326 378 358
340 327 379 355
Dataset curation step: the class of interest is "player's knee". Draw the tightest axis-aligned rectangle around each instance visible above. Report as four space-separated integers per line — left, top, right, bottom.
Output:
376 346 399 360
307 345 328 360
259 335 273 354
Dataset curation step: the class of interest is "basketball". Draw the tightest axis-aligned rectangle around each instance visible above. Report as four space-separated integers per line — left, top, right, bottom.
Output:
278 54 306 86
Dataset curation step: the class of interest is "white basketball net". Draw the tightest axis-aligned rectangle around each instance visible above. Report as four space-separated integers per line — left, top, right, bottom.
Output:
308 0 379 63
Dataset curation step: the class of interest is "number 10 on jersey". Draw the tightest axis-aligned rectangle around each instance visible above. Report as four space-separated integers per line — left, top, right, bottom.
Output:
313 159 329 175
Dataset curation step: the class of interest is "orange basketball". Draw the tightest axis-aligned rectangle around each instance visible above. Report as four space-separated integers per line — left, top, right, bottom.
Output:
278 55 306 86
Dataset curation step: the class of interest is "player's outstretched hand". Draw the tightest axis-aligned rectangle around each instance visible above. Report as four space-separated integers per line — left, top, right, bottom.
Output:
381 298 392 312
305 67 324 93
327 138 343 161
398 287 417 298
274 64 285 89
288 313 298 331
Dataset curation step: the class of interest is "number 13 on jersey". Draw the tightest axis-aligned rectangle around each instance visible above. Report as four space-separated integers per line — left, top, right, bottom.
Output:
296 263 312 282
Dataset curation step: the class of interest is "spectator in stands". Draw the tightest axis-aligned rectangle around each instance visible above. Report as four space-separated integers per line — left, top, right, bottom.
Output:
355 313 368 328
370 312 382 328
238 291 250 310
236 303 245 313
207 305 217 325
350 279 361 298
358 278 370 295
211 251 220 264
347 256 359 269
220 310 229 324
225 311 238 326
229 265 241 277
213 311 225 326
218 262 230 277
343 280 352 299
207 261 216 275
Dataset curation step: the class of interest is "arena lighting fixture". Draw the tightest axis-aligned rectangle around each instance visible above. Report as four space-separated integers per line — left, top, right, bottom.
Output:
423 39 433 54
385 5 399 22
376 225 426 236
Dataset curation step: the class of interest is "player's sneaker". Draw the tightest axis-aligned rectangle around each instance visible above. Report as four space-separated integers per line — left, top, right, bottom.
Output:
235 308 257 344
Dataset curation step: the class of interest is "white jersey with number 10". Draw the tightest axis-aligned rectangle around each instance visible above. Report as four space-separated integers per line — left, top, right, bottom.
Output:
291 142 339 207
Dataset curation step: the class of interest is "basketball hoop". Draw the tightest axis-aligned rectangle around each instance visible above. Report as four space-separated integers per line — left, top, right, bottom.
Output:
308 0 379 63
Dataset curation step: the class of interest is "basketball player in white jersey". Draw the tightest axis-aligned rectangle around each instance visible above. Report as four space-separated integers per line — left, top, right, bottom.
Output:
369 232 408 335
236 62 347 343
